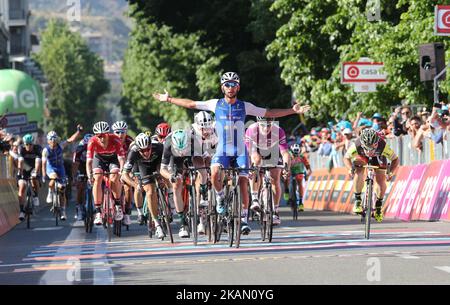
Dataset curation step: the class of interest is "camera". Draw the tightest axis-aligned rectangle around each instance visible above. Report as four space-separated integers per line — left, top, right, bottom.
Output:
0 140 11 152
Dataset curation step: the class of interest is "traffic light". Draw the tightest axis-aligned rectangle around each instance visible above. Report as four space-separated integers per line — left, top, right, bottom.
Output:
419 43 445 82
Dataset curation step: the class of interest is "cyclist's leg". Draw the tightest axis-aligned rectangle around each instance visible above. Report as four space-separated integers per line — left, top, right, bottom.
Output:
92 156 107 224
374 168 387 222
296 174 305 210
249 152 262 210
352 157 366 213
30 169 40 197
269 167 282 209
211 155 228 195
236 153 251 233
193 157 208 204
211 155 228 214
108 166 122 202
193 157 207 233
142 180 158 225
17 171 29 217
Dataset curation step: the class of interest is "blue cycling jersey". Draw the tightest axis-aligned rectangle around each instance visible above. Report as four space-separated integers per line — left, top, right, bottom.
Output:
43 144 64 168
195 98 266 157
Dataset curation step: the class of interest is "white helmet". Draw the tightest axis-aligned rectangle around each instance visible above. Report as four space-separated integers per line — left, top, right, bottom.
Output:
194 111 213 129
220 72 240 85
290 144 301 154
93 121 110 134
135 133 150 150
112 121 128 132
47 131 58 141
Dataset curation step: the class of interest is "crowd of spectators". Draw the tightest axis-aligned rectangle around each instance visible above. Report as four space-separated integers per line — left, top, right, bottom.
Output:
286 101 450 168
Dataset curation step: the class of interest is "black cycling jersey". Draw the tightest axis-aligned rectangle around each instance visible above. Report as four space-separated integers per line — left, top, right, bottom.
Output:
18 144 42 171
123 142 163 184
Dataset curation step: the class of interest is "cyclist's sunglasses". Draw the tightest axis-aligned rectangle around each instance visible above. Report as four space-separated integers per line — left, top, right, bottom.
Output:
223 82 239 88
362 142 378 151
259 121 273 127
140 147 152 153
48 137 58 142
114 130 126 135
97 133 107 139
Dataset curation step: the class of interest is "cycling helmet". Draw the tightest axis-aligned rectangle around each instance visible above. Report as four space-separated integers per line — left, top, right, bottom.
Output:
360 128 379 150
135 133 151 150
47 131 58 141
82 133 93 145
155 123 171 137
256 116 274 122
171 129 189 152
93 121 110 134
194 111 213 129
290 144 301 154
23 134 34 144
220 72 240 85
112 121 128 132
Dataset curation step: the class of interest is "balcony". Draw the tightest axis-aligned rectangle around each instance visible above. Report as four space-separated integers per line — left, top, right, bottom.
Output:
10 44 27 56
8 9 27 26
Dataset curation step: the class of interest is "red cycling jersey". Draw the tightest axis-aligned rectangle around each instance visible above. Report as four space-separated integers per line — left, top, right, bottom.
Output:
86 134 126 160
122 135 134 153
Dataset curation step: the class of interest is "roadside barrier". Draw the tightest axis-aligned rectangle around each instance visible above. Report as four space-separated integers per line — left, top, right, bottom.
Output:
303 161 450 221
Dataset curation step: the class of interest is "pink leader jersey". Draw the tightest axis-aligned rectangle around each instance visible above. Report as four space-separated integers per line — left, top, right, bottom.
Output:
245 122 289 155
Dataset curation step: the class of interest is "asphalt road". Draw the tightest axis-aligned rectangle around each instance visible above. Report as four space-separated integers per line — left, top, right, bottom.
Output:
1 198 450 285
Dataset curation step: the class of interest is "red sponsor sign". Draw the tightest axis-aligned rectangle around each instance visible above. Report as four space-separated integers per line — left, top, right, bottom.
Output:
435 5 450 35
341 62 387 83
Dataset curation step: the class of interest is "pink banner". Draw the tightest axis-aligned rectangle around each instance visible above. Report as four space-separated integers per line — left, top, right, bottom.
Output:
429 160 450 221
384 166 413 219
408 160 447 220
395 164 428 221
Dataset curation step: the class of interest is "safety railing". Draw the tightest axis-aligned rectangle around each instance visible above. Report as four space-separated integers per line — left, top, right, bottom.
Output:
0 154 15 179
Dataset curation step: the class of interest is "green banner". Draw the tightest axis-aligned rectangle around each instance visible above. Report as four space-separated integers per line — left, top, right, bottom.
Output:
0 69 44 123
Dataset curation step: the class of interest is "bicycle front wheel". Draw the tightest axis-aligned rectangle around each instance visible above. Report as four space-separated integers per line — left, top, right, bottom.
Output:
364 180 373 240
267 188 274 243
233 188 241 248
189 186 198 246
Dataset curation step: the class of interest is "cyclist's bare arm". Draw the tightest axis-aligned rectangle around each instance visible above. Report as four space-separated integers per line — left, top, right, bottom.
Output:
265 103 310 118
153 90 197 109
160 164 172 181
41 149 48 177
86 159 93 178
121 169 136 188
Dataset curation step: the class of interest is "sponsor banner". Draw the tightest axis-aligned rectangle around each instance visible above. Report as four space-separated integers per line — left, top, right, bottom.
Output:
395 164 427 221
328 173 346 211
427 160 450 221
323 174 336 210
383 166 413 218
409 160 446 221
314 174 329 210
0 179 19 236
342 175 353 212
303 175 316 208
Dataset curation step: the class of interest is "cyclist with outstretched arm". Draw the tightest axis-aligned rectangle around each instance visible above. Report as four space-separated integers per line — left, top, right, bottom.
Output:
153 72 310 234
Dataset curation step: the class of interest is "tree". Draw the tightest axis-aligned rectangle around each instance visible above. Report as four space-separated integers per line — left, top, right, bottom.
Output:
121 6 223 130
267 0 449 122
125 0 293 129
34 20 109 137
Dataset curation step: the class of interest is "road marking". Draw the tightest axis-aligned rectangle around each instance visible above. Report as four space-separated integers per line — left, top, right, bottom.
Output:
93 229 114 285
435 266 450 274
396 253 420 259
32 227 63 231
